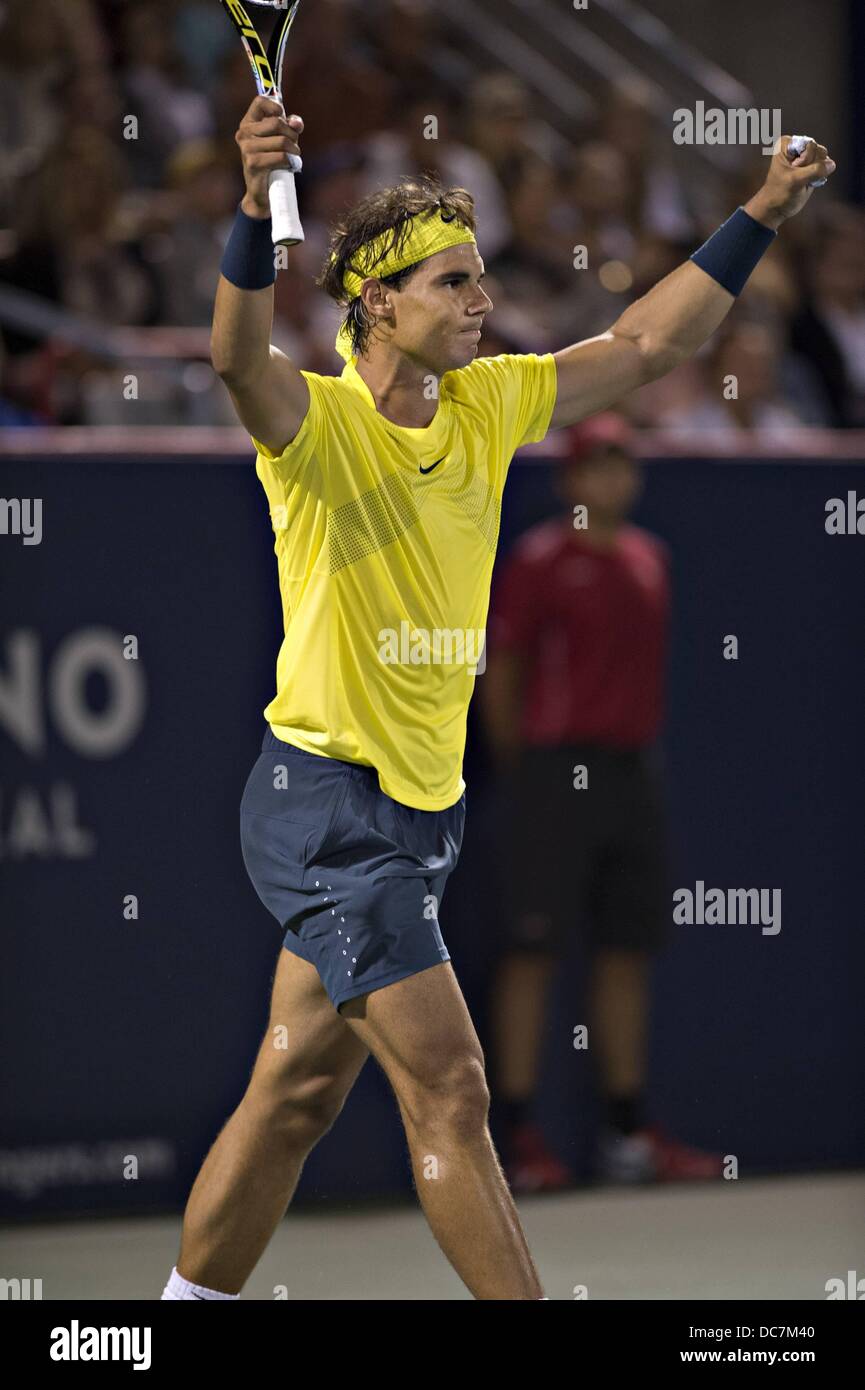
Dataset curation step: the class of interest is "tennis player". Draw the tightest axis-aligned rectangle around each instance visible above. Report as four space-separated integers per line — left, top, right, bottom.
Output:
161 99 834 1301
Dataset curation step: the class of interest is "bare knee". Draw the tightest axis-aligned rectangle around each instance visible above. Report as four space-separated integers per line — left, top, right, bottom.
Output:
399 1056 490 1138
247 1074 347 1146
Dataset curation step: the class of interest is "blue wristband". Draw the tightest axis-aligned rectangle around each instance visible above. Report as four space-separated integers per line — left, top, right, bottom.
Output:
690 206 776 297
220 204 276 290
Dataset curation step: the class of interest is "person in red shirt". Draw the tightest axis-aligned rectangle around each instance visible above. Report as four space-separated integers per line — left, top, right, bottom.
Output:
481 413 723 1189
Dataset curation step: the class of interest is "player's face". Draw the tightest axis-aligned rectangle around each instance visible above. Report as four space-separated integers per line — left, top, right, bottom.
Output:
390 244 494 372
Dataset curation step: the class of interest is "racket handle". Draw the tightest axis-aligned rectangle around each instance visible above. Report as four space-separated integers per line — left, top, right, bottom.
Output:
786 134 828 187
269 164 304 246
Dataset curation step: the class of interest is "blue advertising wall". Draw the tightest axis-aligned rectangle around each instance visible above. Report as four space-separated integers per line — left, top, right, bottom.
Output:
1 451 863 1218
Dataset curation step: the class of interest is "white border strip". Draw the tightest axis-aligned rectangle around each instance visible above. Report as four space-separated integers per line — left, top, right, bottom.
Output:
3 427 865 461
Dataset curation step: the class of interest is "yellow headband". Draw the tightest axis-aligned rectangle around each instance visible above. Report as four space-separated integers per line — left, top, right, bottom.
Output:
333 208 477 363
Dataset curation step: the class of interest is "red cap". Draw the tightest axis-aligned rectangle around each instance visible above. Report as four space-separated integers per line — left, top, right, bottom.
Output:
562 412 635 463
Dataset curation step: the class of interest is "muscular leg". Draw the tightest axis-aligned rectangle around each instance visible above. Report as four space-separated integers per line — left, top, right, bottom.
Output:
588 947 650 1095
490 949 556 1099
341 962 545 1300
175 949 369 1294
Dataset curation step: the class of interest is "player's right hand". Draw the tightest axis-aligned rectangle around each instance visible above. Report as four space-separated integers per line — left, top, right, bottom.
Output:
747 135 836 228
236 96 303 218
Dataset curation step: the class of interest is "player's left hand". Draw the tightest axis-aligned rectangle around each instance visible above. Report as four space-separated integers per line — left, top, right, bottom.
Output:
746 136 836 229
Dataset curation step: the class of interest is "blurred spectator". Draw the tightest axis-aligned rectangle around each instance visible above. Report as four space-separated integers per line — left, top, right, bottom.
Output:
358 89 512 258
632 250 834 431
150 140 237 327
78 354 237 428
0 0 859 430
568 140 638 265
0 1 64 217
487 161 579 348
655 321 810 438
272 241 347 374
791 206 865 427
10 124 154 328
277 0 394 157
119 0 214 187
594 76 695 242
0 0 118 216
466 72 551 184
301 145 369 247
362 0 444 96
738 257 836 426
174 1 238 90
620 235 705 427
213 46 265 152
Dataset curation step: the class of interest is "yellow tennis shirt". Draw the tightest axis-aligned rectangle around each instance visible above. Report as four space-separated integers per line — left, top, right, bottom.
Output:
252 351 558 810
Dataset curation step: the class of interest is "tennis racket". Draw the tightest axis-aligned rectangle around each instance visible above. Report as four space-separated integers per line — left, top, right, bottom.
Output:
219 0 305 245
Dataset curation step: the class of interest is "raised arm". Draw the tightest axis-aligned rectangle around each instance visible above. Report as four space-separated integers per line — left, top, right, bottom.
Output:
548 135 836 431
211 97 310 455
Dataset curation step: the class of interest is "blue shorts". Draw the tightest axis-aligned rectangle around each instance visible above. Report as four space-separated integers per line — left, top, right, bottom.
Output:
240 727 466 1012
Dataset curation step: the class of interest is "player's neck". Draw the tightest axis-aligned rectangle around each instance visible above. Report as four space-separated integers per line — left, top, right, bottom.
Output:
353 349 440 429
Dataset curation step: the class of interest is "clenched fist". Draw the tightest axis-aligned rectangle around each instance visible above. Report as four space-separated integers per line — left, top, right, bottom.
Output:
236 96 304 219
745 135 836 230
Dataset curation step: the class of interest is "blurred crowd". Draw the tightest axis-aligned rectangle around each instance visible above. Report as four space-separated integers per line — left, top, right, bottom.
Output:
1 0 863 433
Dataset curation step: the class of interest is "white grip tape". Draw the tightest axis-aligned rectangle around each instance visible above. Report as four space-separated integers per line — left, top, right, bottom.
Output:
786 134 827 187
268 166 305 246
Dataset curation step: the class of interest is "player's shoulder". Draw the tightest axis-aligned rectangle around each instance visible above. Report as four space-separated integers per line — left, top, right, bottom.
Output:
509 516 570 567
296 367 370 422
619 524 671 575
299 367 346 397
443 351 549 402
620 523 667 558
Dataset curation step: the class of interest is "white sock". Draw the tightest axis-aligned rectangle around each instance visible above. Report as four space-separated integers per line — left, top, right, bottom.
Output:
161 1266 240 1300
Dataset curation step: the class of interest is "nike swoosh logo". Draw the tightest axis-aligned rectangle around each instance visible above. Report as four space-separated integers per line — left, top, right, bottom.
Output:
419 456 446 474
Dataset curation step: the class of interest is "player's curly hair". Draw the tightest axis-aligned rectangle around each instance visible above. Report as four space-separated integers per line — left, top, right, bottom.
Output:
317 175 477 357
